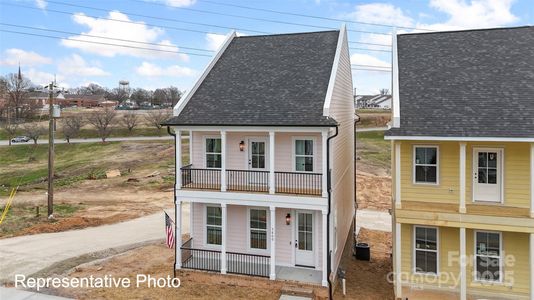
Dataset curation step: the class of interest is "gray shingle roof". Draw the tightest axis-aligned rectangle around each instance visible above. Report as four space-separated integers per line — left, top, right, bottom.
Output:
163 31 340 127
386 26 534 138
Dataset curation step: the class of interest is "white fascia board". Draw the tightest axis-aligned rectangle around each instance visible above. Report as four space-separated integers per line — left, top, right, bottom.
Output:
391 29 400 128
323 24 346 117
176 190 327 210
385 135 534 142
173 31 237 116
171 126 331 132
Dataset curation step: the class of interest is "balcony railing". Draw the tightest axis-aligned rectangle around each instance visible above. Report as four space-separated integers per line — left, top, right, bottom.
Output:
227 251 270 278
181 238 221 272
180 165 322 196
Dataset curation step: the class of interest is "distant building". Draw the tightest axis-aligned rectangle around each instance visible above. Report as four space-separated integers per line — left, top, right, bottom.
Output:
355 94 392 109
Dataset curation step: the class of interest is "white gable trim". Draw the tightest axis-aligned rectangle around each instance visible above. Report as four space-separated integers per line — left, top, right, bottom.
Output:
385 135 534 142
173 31 237 116
391 29 400 127
322 24 346 117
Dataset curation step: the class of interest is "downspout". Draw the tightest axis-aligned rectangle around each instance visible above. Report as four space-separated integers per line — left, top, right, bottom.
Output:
167 126 177 279
326 125 339 299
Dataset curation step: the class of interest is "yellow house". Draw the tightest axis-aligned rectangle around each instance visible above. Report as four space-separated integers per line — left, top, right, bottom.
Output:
386 26 534 300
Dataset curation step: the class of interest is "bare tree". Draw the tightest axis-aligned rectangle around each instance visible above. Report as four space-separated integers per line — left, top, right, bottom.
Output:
379 88 390 95
106 87 130 104
121 111 139 134
166 86 182 107
87 108 117 142
5 72 32 119
62 116 84 143
22 122 46 145
1 119 18 146
144 109 171 136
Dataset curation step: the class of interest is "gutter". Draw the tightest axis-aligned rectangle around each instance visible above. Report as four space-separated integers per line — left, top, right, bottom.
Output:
326 125 339 299
167 126 177 279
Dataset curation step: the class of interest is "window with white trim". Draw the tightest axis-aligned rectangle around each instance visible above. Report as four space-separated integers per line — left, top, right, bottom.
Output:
206 206 222 245
414 146 438 183
475 231 501 282
249 209 267 250
414 226 438 274
205 138 221 168
295 139 314 172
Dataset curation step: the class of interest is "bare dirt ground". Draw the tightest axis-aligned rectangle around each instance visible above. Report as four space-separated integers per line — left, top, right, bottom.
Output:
46 242 328 300
356 171 391 211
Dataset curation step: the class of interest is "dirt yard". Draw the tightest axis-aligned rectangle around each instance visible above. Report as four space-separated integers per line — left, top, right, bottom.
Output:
355 109 391 128
44 242 328 300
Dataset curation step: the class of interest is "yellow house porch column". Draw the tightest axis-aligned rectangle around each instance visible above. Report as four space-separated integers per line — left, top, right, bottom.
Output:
395 142 401 209
530 233 534 300
460 227 467 300
459 143 467 213
394 222 402 297
530 143 534 218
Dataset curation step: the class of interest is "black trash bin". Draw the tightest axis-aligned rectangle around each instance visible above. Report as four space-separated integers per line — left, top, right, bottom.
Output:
355 242 370 261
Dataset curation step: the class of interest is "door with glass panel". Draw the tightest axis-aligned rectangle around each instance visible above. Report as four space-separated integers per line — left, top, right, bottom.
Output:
473 149 502 202
248 138 267 185
295 211 315 267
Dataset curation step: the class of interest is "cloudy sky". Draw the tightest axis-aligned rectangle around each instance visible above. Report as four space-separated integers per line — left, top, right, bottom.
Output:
0 0 532 94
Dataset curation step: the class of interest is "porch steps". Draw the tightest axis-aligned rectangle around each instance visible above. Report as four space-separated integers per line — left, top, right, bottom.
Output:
280 286 314 299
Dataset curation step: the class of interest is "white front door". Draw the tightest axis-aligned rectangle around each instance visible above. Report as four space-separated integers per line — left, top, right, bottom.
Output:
295 211 315 267
248 139 267 171
473 149 502 202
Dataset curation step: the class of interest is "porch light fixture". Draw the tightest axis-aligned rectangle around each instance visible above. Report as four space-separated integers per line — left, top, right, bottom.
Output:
285 213 291 225
239 140 245 151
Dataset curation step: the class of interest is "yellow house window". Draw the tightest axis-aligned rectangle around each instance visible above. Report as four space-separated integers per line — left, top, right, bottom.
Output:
414 146 438 184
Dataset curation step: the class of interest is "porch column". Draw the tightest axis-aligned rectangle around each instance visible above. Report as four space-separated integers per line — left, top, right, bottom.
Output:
322 209 328 287
221 131 227 192
321 131 328 197
395 142 401 209
530 233 534 300
176 129 182 190
269 131 275 194
460 227 467 300
530 143 534 218
394 222 401 298
270 206 276 280
221 203 227 274
188 130 193 164
175 200 182 269
460 143 467 213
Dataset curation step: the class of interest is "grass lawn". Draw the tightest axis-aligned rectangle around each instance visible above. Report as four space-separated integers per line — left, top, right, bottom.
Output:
0 126 177 140
356 130 391 171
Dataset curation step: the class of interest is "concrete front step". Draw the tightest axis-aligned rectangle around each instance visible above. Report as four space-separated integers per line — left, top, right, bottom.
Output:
280 286 314 298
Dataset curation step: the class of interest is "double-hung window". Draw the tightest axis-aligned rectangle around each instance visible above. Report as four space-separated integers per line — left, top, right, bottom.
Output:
414 146 438 184
414 226 438 274
206 206 222 246
249 209 267 250
205 138 221 168
475 231 501 282
295 139 314 172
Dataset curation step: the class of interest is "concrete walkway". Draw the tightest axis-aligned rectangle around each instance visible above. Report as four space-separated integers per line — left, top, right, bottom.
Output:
355 209 391 235
0 287 72 300
0 205 189 283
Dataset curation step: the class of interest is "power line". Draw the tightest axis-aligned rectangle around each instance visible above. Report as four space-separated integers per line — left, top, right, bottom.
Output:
0 29 213 57
349 41 391 47
349 47 391 53
197 0 434 32
351 68 391 72
352 64 391 69
0 23 216 53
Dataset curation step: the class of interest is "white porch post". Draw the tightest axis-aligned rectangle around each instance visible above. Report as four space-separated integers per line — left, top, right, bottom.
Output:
394 222 402 298
395 142 401 209
176 129 182 190
322 209 328 287
269 131 275 194
460 227 467 300
322 131 328 197
221 131 227 192
175 200 182 269
530 233 534 300
460 143 467 213
270 206 276 280
221 203 227 274
530 143 534 218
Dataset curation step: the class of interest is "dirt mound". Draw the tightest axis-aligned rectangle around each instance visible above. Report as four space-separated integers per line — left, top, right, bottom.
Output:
356 171 391 211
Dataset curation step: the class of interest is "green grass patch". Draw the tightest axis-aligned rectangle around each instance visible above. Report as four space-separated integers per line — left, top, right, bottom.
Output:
356 130 391 171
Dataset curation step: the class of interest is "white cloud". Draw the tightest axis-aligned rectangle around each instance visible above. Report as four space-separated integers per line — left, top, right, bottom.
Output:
58 54 110 77
163 0 196 7
35 0 47 9
205 33 227 51
135 62 196 77
0 49 52 67
350 53 390 68
25 69 68 88
347 3 414 27
61 11 188 60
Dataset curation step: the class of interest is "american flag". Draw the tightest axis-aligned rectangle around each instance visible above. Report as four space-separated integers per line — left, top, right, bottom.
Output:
165 212 174 249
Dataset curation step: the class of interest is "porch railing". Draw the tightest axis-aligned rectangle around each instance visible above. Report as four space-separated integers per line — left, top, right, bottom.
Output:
227 251 270 278
226 169 269 193
275 171 322 196
181 165 221 190
181 238 221 272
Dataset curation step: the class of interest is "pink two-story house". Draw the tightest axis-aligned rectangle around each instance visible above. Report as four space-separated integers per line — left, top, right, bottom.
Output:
163 26 354 290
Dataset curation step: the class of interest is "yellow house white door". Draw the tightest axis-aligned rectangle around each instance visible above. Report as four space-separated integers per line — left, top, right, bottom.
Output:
295 211 315 267
473 148 502 202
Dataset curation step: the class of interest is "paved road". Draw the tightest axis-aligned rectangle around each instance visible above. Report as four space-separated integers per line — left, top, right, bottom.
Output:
0 205 189 283
355 209 392 236
355 127 388 132
0 135 190 146
0 287 72 300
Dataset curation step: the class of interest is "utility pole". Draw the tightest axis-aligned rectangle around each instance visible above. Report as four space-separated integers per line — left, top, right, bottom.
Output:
47 81 54 219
